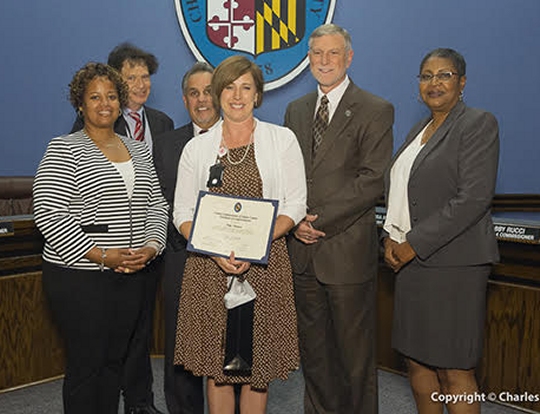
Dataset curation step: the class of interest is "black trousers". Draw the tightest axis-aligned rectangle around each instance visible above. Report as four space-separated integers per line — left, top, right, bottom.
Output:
122 258 161 408
42 261 146 414
162 248 204 414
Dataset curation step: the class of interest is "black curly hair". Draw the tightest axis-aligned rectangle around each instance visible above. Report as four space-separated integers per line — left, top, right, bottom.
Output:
68 62 129 110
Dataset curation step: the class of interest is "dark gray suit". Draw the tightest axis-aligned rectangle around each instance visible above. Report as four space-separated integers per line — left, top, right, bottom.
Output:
285 82 394 414
385 101 499 368
153 123 204 414
388 101 499 265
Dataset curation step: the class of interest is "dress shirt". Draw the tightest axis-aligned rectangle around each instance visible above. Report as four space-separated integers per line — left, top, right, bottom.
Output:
123 107 153 153
193 119 220 136
315 76 351 123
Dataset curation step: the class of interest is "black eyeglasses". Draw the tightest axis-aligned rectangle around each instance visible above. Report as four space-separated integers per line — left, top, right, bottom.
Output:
417 72 459 83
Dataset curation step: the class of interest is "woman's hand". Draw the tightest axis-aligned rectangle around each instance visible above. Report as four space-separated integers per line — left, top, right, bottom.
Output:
384 238 416 273
115 246 157 273
212 251 251 275
384 237 400 271
85 246 133 272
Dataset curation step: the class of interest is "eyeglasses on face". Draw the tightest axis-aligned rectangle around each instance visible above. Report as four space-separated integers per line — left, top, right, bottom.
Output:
417 72 459 83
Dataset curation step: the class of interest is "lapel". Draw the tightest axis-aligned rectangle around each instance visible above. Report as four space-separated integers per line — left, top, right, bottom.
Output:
115 115 129 136
312 83 356 170
144 106 159 137
409 101 466 178
115 106 156 137
299 93 317 170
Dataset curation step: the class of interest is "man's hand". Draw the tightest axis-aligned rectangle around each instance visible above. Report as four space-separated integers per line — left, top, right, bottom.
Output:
294 214 326 244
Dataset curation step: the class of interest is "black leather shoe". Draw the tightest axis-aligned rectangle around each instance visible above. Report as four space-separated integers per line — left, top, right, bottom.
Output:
125 404 165 414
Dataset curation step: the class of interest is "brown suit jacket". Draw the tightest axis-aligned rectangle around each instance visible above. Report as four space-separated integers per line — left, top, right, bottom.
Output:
285 81 394 284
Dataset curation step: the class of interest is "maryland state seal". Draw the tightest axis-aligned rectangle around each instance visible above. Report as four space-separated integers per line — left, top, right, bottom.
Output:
175 0 336 90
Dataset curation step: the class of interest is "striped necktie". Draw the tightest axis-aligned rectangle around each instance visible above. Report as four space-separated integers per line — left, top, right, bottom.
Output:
312 95 329 153
128 111 144 142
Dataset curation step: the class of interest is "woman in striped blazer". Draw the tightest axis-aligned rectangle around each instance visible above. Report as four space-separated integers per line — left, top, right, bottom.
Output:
33 63 168 414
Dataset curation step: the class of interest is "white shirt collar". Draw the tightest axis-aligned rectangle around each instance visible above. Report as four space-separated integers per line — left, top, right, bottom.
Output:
316 75 350 122
193 119 221 136
123 106 144 117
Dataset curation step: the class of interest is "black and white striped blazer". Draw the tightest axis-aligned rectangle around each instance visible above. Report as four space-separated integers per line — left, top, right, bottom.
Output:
33 130 168 270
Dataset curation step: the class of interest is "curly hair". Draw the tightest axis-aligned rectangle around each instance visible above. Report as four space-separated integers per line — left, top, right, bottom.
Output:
69 62 129 110
211 55 264 111
108 42 159 75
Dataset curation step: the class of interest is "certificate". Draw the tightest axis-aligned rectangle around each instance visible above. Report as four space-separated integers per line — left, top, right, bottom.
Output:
187 191 278 264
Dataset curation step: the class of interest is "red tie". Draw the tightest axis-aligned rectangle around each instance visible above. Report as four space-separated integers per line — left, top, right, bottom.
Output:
199 129 208 135
128 111 144 142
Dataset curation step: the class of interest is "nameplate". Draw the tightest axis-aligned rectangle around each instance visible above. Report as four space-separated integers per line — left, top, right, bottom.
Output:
0 221 15 237
375 207 540 245
493 221 540 244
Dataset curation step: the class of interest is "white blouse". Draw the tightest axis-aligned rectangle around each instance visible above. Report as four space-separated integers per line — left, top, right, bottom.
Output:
113 160 135 199
383 123 430 243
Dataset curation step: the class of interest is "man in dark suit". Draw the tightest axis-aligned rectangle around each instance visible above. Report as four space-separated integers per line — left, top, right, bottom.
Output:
71 43 174 157
284 24 394 414
153 62 219 414
72 43 173 414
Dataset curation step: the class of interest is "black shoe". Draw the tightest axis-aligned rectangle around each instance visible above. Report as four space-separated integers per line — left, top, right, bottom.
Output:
125 404 165 414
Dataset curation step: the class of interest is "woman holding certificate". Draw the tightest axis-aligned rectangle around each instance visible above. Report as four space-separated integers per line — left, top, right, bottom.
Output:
172 55 307 414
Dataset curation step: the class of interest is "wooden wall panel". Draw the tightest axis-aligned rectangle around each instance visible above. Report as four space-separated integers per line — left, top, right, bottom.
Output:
0 270 166 391
0 272 64 390
478 281 540 412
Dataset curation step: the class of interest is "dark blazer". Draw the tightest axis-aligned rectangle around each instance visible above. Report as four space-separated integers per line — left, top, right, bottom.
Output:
285 82 394 284
71 106 174 156
153 123 205 414
385 101 500 266
153 123 194 251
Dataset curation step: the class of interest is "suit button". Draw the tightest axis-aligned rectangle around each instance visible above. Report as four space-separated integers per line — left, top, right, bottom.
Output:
411 201 417 206
413 217 418 222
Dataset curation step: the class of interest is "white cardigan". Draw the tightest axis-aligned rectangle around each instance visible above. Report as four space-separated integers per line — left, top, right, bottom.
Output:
173 119 307 229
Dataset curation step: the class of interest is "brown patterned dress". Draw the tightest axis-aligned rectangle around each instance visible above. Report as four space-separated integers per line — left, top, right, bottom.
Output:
173 144 300 389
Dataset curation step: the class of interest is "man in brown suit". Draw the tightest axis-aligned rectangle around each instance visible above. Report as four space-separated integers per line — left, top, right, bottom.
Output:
284 24 394 413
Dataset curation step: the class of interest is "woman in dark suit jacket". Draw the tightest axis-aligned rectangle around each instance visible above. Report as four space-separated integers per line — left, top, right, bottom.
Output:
33 63 168 414
383 49 499 414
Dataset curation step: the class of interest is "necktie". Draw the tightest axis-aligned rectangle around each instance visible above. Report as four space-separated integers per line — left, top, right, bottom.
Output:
312 95 329 153
199 129 208 135
128 111 144 142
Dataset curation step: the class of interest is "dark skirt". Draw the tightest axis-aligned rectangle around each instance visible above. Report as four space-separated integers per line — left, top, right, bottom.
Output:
392 260 490 369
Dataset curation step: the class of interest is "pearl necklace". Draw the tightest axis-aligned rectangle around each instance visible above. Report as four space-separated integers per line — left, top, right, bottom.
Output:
226 140 252 165
221 122 256 165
